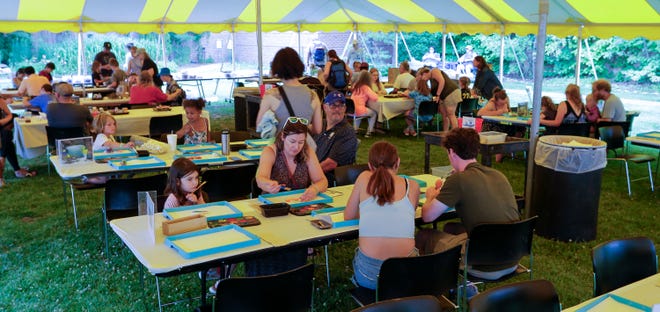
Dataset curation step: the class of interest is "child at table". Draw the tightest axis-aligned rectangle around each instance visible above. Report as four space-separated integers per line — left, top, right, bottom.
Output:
402 77 433 136
175 98 209 144
164 157 207 209
541 96 557 121
93 113 135 151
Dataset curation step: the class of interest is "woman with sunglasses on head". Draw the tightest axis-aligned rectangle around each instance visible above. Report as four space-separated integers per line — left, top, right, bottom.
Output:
256 47 322 136
248 118 328 277
255 117 328 201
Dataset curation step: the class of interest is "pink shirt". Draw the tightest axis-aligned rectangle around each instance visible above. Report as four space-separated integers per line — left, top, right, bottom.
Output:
129 85 168 104
351 85 378 116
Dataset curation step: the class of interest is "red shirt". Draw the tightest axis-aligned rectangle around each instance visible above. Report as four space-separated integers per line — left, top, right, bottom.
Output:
38 70 52 83
129 85 168 104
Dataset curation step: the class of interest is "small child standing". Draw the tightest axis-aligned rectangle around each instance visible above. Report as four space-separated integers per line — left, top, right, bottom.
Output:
176 98 209 144
458 76 472 101
402 78 433 136
164 158 207 209
93 113 135 150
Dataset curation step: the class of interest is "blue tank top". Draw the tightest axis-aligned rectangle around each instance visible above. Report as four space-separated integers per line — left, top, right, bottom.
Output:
358 178 415 239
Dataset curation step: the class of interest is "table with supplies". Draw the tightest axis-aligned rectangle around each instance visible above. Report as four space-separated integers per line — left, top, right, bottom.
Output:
563 273 660 311
109 174 456 310
13 106 209 159
372 96 415 122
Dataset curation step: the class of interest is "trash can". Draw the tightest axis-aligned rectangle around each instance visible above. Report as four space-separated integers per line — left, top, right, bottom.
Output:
530 135 607 242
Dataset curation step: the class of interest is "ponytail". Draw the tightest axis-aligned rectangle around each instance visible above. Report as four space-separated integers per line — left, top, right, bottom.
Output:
367 164 395 206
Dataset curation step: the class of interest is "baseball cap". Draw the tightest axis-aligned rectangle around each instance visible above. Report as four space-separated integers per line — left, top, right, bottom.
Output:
159 68 172 77
125 42 135 49
324 91 346 106
103 42 112 49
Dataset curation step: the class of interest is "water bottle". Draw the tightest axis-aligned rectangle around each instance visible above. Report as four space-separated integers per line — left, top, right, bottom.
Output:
221 129 230 156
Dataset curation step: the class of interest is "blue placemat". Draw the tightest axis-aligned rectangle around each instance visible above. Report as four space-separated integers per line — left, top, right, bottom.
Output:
399 174 427 188
108 156 166 170
258 189 333 208
177 143 222 154
245 138 274 148
93 147 137 160
637 131 660 139
239 148 264 160
174 153 227 165
163 201 242 221
165 225 261 259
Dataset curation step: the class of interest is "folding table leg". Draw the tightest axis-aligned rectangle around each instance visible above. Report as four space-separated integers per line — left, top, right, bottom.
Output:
70 184 79 229
155 276 163 312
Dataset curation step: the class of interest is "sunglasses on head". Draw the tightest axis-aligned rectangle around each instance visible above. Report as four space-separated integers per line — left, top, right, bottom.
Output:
283 117 309 128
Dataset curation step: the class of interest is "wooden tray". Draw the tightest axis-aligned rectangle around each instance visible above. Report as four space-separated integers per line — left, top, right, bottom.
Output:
177 143 222 154
174 152 227 165
165 225 260 259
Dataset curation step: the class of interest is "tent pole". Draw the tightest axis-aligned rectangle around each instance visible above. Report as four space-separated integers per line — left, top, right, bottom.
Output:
400 32 413 62
160 24 167 66
507 36 525 81
232 24 236 72
524 0 549 219
358 31 375 67
441 24 447 69
499 25 505 82
394 26 399 67
297 24 302 61
447 32 459 60
77 23 83 77
584 38 598 80
256 0 263 85
575 25 583 85
341 28 354 60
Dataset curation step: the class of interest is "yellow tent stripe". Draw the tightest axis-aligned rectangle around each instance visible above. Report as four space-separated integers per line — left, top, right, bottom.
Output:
18 0 84 21
481 0 528 22
140 0 171 23
237 0 256 22
368 0 436 23
322 9 377 24
166 0 198 22
237 0 301 23
454 0 494 22
567 0 660 23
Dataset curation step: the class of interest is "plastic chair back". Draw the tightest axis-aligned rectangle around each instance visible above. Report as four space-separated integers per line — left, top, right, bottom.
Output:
599 125 625 152
345 98 357 115
459 98 479 117
468 279 561 312
104 173 167 220
149 115 183 139
202 164 258 202
378 244 462 301
334 164 369 186
556 123 591 137
418 101 439 117
45 126 85 152
466 216 538 271
592 237 658 296
597 121 630 139
352 295 443 312
213 263 314 312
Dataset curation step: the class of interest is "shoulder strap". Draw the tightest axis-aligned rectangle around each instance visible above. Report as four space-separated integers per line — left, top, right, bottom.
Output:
278 86 296 117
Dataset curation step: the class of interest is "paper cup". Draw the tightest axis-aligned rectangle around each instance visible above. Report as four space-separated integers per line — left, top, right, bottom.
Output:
167 134 177 151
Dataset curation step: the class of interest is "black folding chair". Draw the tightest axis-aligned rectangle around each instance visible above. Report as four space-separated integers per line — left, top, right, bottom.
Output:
201 164 258 202
149 115 183 139
592 236 657 296
468 279 561 312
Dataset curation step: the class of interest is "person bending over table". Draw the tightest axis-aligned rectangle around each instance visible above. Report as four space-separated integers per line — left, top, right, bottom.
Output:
250 118 328 277
472 56 503 101
1 95 36 186
175 98 209 144
314 91 358 184
416 128 520 280
344 141 420 290
477 88 520 162
420 67 461 132
129 71 179 106
403 71 434 136
592 78 626 123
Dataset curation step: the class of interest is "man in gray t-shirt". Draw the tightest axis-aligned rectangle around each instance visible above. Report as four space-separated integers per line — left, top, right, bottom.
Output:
592 79 626 122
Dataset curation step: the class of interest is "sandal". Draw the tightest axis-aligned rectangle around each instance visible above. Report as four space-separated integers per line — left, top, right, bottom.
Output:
15 168 37 178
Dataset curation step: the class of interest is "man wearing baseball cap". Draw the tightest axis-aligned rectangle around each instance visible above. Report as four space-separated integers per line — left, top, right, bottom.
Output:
94 41 117 77
314 90 358 183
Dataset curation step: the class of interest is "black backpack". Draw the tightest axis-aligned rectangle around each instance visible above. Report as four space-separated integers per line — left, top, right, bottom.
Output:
327 60 348 89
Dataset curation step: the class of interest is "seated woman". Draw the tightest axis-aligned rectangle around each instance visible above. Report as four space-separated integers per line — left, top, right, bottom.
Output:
249 118 328 276
128 71 179 106
477 87 510 117
344 141 420 290
540 96 557 121
535 84 587 127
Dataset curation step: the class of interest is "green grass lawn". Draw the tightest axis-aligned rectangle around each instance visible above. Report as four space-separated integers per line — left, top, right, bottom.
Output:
1 104 658 311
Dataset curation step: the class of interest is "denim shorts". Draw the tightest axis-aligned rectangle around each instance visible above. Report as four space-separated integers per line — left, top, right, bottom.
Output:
352 247 419 290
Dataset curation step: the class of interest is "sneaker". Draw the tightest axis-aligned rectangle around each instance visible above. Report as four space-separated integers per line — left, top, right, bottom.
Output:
198 268 222 280
209 280 220 295
364 132 372 138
